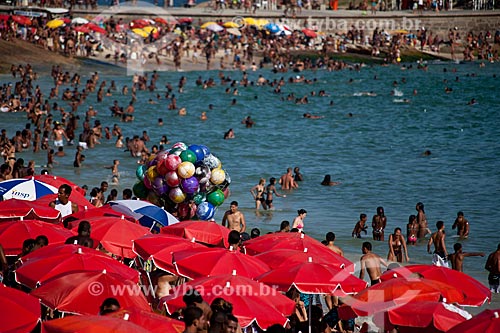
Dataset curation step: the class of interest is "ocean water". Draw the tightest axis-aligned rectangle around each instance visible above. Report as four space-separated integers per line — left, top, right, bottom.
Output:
2 60 500 309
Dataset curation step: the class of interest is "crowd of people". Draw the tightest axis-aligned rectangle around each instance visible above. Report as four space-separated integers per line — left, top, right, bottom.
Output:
1 6 499 72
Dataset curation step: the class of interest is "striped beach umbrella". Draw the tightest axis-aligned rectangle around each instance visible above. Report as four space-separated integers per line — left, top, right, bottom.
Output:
0 178 57 201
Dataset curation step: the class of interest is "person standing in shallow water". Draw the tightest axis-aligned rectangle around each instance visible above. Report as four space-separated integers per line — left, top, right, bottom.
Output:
416 202 430 239
372 206 387 241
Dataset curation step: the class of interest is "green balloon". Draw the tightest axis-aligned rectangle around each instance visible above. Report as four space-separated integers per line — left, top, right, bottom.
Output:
180 149 197 164
207 189 225 207
133 181 148 199
193 192 206 205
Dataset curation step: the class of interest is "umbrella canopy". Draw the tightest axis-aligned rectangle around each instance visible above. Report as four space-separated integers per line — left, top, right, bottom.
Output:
11 15 31 26
0 219 74 255
200 21 218 29
447 308 500 333
245 232 354 272
223 21 240 28
133 233 205 274
31 270 150 315
265 23 280 34
29 174 85 195
243 17 257 26
254 19 269 28
302 28 317 38
0 177 57 201
256 258 366 296
131 28 149 38
0 198 61 222
373 301 470 333
42 315 152 333
163 273 295 329
173 247 270 279
21 243 105 262
71 17 89 25
66 205 136 226
154 17 168 25
46 18 65 29
109 200 178 232
254 248 349 270
178 17 193 24
338 277 465 318
227 28 241 36
84 22 107 34
380 264 491 306
72 216 150 258
204 23 224 32
15 245 139 288
0 284 41 333
161 220 229 247
108 308 184 333
130 18 153 28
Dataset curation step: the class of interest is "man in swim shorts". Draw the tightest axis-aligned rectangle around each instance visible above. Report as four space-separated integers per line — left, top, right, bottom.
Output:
52 122 68 147
485 243 500 293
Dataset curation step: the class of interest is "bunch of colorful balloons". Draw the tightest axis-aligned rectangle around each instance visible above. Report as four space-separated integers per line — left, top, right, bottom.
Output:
134 142 230 220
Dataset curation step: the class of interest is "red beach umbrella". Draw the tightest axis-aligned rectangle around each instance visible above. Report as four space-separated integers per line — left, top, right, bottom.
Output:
173 246 270 279
65 205 137 226
11 15 32 26
380 264 491 306
72 216 150 258
108 307 184 333
133 233 206 274
373 301 471 333
42 315 152 333
0 198 61 222
256 257 367 296
31 270 150 315
254 247 349 271
447 308 500 333
74 25 90 34
20 243 106 262
15 245 139 288
0 219 74 255
301 28 317 38
83 22 107 34
0 284 41 333
162 273 295 329
161 220 230 247
338 277 465 318
245 232 354 272
29 174 85 195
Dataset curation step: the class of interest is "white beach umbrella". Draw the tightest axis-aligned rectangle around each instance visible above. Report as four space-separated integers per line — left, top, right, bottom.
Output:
71 17 89 25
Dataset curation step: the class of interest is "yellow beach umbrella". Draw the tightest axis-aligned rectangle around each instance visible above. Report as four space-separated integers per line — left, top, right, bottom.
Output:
46 19 65 29
201 21 218 29
243 17 257 26
223 21 240 28
132 28 149 38
254 18 269 28
142 26 158 34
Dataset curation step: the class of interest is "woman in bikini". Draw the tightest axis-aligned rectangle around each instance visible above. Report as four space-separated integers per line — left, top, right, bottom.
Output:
387 227 409 263
265 177 285 210
407 214 418 245
416 202 430 239
250 178 267 210
292 209 307 231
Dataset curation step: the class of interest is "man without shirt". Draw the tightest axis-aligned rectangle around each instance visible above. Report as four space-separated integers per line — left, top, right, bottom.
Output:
428 220 448 267
359 241 388 285
222 201 246 233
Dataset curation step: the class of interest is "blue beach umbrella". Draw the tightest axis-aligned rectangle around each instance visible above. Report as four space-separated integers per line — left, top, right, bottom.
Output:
108 200 179 232
0 178 58 201
264 23 280 34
